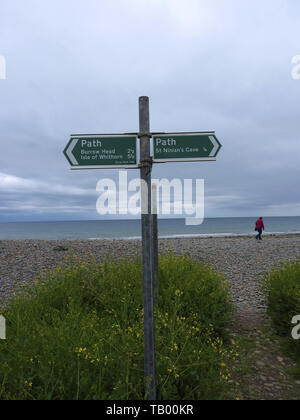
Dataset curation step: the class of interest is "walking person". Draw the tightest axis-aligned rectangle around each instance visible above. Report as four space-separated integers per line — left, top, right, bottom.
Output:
255 217 265 240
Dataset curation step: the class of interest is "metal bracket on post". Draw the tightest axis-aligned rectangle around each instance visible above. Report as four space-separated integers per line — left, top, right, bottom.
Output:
138 157 153 176
138 132 152 139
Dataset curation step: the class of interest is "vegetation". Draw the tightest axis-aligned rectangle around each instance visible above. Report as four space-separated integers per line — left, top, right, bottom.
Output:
264 260 300 377
53 245 69 252
0 254 236 400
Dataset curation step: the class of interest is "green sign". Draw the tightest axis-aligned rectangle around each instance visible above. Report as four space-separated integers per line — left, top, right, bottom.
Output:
63 135 138 169
153 133 222 162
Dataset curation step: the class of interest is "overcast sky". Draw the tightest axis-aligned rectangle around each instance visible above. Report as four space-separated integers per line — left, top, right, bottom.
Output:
0 0 299 222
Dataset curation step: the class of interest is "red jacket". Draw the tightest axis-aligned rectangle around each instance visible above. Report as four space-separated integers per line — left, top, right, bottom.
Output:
256 219 265 230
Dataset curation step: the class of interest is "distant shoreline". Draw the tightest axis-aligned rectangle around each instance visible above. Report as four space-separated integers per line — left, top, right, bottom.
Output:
1 231 300 241
87 232 300 241
1 217 300 240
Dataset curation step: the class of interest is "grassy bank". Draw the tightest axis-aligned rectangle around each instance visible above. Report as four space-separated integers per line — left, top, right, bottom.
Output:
264 260 300 377
0 254 235 400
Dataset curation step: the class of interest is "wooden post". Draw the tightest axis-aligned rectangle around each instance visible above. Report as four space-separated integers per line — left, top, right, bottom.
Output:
152 184 159 303
139 96 156 400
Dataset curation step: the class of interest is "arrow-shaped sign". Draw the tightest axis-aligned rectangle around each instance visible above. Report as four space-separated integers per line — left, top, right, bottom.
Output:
63 135 138 169
153 132 222 162
65 138 78 165
208 135 221 157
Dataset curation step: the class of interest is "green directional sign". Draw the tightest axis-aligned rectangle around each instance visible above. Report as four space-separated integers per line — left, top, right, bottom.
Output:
63 135 138 169
153 132 222 162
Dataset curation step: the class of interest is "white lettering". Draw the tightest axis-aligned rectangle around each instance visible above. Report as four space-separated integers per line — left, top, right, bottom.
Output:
184 179 204 226
0 55 6 80
82 139 102 148
106 405 140 418
292 315 300 340
292 55 300 80
96 179 117 215
156 138 177 147
150 405 194 415
0 315 5 340
95 172 205 225
154 178 183 216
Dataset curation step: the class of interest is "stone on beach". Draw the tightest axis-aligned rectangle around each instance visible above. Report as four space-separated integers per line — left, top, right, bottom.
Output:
0 235 300 312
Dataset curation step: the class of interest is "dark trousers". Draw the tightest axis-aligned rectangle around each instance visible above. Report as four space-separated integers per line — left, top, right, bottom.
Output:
256 228 263 240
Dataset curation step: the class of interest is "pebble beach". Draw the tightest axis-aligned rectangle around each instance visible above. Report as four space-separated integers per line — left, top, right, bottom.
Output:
1 235 300 314
1 234 300 400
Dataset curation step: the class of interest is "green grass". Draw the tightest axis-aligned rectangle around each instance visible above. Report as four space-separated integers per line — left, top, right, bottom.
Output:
0 254 235 400
264 260 300 377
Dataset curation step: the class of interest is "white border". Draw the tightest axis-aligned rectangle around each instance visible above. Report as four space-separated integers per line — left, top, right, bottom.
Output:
71 165 139 170
70 134 139 139
153 158 216 163
153 132 216 137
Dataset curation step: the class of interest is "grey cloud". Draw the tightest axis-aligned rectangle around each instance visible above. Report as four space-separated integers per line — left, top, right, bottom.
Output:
0 0 300 221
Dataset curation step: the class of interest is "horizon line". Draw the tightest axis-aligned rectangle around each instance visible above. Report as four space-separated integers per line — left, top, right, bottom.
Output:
1 215 300 224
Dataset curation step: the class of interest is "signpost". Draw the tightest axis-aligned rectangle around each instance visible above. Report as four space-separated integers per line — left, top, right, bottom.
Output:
64 97 222 401
153 132 222 162
139 97 156 400
152 184 159 303
64 135 138 169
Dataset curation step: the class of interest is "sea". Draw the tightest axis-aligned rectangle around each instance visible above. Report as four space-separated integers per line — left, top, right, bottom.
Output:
0 217 300 240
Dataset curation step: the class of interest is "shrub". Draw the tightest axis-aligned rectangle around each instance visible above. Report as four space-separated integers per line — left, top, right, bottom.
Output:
264 260 300 371
53 245 69 252
0 254 235 400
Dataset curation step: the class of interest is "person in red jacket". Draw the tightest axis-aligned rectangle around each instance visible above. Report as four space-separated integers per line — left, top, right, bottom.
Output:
255 217 265 240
